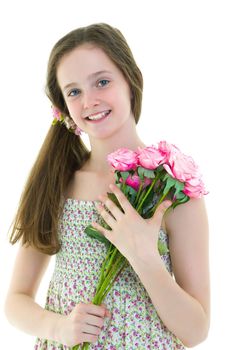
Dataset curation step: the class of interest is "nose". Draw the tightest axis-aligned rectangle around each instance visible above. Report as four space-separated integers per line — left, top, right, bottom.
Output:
82 89 99 110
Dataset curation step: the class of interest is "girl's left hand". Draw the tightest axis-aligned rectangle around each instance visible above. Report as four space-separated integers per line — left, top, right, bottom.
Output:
92 183 171 262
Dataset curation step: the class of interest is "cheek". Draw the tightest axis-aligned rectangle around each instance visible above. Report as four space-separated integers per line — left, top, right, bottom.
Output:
66 100 81 119
110 86 131 108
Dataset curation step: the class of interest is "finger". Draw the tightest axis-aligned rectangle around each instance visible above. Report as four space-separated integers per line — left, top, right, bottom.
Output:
101 303 112 318
91 221 112 240
80 302 106 318
80 333 98 344
83 323 102 336
85 314 105 329
99 194 123 221
152 200 172 225
109 183 131 213
95 202 116 228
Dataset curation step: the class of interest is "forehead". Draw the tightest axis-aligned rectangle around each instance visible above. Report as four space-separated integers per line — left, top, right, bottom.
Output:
57 44 119 85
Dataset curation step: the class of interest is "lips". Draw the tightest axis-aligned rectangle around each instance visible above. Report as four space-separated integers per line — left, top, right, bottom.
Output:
85 110 111 122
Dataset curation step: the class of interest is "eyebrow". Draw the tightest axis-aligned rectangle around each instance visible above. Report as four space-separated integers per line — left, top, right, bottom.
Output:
62 70 113 91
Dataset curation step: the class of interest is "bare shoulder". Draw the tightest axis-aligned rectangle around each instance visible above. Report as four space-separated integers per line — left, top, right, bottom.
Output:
164 197 210 316
165 197 209 237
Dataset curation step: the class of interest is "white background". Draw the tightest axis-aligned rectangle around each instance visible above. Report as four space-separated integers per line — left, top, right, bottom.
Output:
0 0 232 348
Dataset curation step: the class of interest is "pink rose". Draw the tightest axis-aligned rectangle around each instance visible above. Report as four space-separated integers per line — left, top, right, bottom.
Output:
121 174 141 191
157 140 180 161
163 151 201 183
107 148 138 171
137 145 166 170
184 178 208 198
120 174 152 191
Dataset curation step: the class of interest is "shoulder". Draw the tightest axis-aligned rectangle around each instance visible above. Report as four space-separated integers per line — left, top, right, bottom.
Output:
164 197 208 237
163 198 209 255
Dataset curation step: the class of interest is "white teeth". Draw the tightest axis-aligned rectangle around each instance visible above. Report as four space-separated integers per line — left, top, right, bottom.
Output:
87 110 110 120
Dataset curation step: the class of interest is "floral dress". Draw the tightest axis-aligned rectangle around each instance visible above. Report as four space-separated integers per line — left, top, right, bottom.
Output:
34 199 185 350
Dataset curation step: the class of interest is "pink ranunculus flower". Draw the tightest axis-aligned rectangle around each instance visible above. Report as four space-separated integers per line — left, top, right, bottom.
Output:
184 178 208 198
137 145 167 170
107 148 138 171
163 151 201 183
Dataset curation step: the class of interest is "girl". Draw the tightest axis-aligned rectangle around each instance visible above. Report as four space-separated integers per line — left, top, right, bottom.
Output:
5 23 210 349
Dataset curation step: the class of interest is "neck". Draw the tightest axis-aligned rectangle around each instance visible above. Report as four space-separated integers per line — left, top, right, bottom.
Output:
83 116 146 174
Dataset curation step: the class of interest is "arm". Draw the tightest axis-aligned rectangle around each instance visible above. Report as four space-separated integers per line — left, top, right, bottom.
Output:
4 244 63 341
4 243 111 346
128 197 210 348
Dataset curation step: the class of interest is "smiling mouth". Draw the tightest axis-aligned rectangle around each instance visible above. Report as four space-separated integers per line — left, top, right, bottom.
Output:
85 110 111 121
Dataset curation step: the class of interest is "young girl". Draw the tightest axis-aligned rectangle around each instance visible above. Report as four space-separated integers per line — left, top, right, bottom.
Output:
5 23 210 349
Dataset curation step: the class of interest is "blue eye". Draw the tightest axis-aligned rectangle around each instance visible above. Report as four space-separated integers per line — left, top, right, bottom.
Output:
68 89 80 97
98 79 110 87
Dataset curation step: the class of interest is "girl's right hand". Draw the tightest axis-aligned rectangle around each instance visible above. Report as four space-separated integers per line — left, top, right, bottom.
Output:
56 302 111 347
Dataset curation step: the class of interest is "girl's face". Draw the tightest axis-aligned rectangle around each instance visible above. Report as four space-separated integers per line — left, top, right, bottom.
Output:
57 44 134 139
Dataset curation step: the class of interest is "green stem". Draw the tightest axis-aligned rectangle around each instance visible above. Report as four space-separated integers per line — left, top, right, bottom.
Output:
101 258 127 300
147 188 171 217
135 188 147 210
103 247 119 277
93 252 124 303
94 244 114 294
135 183 143 205
81 342 90 350
94 249 120 301
136 174 160 212
94 258 125 304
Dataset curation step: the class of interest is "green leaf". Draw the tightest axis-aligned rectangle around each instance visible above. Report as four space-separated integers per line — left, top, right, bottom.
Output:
120 171 130 181
143 169 156 179
137 166 155 179
174 180 184 197
137 166 145 180
156 164 165 173
175 191 186 200
114 171 120 183
163 173 170 181
172 195 190 209
107 192 124 212
128 186 137 195
84 225 111 248
163 176 176 194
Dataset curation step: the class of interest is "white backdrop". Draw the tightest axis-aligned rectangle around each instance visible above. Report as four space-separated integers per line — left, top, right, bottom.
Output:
0 0 232 349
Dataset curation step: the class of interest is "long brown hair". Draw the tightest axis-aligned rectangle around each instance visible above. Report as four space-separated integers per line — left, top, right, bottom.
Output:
9 23 143 255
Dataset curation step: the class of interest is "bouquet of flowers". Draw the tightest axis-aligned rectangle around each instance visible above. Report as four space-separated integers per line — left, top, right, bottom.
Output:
73 141 207 350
